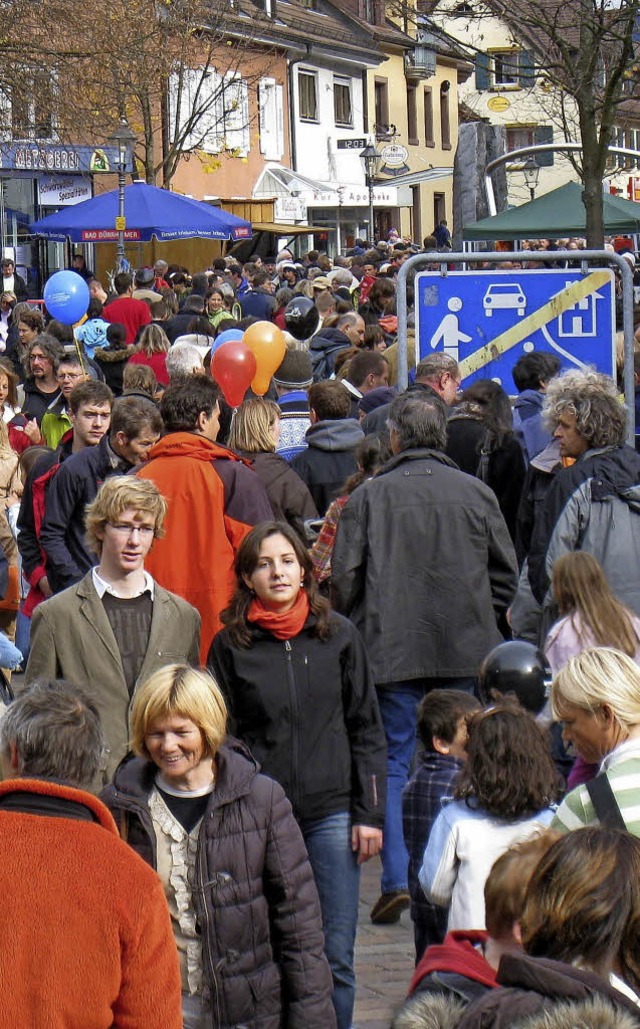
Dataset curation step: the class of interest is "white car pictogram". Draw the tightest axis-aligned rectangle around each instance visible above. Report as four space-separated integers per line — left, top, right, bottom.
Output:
483 283 526 317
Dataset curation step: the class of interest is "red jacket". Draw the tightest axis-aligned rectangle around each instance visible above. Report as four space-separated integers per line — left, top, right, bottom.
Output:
0 778 182 1028
137 431 273 660
410 931 498 995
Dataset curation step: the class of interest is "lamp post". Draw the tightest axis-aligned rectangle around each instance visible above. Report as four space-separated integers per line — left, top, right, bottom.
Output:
360 142 382 244
109 116 136 271
522 157 540 201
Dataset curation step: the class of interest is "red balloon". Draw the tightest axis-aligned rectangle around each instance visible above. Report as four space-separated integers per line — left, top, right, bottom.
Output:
211 341 257 408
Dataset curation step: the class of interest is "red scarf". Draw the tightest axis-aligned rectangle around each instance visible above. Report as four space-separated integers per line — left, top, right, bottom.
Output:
247 589 310 640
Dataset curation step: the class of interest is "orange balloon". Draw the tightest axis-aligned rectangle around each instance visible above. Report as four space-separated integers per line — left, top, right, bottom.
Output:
242 321 286 396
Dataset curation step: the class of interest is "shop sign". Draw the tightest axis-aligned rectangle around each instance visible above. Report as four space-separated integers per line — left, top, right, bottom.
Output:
306 184 399 207
38 175 92 207
379 144 409 177
274 196 307 221
0 143 133 174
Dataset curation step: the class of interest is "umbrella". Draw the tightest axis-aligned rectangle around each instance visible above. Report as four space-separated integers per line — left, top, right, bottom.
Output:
29 181 252 243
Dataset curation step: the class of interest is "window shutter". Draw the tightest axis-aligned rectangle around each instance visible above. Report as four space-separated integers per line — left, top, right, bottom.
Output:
223 74 250 156
519 50 535 88
476 53 490 90
194 70 223 154
259 78 284 160
169 67 222 153
534 124 554 165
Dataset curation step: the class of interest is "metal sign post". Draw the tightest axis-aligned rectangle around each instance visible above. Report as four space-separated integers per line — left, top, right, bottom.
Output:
396 250 636 445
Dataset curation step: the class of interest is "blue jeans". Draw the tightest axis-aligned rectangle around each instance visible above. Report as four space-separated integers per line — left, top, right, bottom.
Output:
299 811 360 1029
376 678 476 895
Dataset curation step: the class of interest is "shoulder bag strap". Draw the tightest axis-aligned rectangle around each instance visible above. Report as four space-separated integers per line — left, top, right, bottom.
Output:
585 773 627 831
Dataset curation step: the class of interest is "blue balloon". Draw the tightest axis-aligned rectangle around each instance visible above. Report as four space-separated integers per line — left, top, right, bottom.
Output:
212 328 243 352
43 270 90 325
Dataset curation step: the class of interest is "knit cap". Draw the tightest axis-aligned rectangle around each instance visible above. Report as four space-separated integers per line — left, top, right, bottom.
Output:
273 348 314 388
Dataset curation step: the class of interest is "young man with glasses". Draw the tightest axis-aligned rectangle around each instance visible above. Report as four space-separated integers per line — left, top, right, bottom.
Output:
25 476 200 780
40 394 163 593
40 353 89 448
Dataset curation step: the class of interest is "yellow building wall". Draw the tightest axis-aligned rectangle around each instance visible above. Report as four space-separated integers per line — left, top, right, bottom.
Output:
367 52 460 242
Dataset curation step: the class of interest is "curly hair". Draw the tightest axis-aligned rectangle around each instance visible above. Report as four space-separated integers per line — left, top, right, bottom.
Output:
220 521 332 648
454 703 563 819
542 368 626 448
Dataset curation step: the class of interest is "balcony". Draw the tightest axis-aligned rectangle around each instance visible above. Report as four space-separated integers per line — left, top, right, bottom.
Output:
405 44 437 80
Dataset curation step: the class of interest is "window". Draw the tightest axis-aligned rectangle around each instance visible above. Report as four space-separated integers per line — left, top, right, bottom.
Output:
11 71 54 140
424 87 434 146
493 52 518 86
221 74 250 156
506 125 535 151
506 124 555 166
362 0 382 23
475 50 535 91
168 68 250 156
440 82 451 149
628 127 640 165
298 70 318 122
169 67 223 153
334 77 352 127
374 77 390 135
407 85 418 145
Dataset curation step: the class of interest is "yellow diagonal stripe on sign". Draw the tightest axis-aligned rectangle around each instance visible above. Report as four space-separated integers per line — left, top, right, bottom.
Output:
459 270 611 377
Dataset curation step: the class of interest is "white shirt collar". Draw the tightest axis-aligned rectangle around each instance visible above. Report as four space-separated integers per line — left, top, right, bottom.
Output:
92 567 155 600
600 736 640 773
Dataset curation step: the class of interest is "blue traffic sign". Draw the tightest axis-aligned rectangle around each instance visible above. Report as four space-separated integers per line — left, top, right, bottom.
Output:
415 268 616 392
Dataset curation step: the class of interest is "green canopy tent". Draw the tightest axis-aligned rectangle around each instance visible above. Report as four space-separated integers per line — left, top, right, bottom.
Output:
463 181 640 241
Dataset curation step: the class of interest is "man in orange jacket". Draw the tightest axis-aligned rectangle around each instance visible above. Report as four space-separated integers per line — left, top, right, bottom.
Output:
0 682 182 1028
137 376 273 660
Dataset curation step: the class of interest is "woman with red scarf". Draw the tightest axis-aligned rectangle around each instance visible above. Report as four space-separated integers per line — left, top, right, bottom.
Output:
208 521 386 1029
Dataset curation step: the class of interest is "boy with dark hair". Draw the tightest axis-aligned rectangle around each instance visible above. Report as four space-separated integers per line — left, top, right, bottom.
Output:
291 380 364 515
402 690 481 958
512 351 561 462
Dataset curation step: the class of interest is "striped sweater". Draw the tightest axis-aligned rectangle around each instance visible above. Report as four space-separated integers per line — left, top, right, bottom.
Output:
552 738 640 835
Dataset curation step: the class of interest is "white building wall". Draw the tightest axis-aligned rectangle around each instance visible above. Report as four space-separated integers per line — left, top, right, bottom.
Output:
292 62 368 187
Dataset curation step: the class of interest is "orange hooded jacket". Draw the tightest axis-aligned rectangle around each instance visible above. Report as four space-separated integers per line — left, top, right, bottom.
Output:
137 431 273 661
0 777 182 1027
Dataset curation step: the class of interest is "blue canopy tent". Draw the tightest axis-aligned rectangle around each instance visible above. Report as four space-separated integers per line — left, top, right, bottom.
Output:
29 181 252 243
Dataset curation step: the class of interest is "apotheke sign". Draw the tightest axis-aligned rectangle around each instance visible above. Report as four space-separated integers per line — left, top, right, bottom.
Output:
306 185 399 207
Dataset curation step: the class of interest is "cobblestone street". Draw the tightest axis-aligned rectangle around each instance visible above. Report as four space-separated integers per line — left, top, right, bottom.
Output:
354 858 414 1029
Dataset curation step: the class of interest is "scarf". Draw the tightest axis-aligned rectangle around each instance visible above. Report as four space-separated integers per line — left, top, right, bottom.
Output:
247 589 310 640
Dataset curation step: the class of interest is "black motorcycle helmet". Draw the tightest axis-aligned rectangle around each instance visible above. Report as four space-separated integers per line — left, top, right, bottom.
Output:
478 641 551 714
284 296 320 341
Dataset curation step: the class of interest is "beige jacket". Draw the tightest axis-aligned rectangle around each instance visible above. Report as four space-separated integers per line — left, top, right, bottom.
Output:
24 573 201 780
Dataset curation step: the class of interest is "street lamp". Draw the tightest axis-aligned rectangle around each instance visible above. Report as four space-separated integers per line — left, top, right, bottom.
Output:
109 116 136 271
522 157 540 201
360 143 382 244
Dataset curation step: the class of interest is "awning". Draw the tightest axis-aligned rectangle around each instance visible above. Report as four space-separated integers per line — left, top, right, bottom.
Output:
253 163 408 209
375 167 452 187
463 181 640 240
251 222 335 234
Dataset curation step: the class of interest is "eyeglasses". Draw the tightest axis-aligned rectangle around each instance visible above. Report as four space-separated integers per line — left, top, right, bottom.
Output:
107 523 155 538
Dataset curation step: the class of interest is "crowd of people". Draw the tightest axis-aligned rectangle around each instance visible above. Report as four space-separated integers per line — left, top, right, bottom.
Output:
1 235 640 1028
